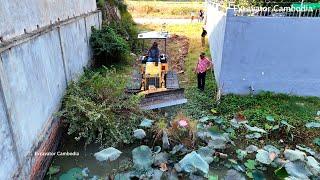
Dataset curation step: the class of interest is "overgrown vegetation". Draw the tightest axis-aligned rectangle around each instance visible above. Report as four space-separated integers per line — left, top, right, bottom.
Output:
91 0 139 66
90 26 130 65
59 67 144 147
59 0 143 147
218 92 320 127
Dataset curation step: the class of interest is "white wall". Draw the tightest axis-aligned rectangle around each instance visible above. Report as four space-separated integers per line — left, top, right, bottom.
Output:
206 4 226 84
0 0 97 40
207 6 320 96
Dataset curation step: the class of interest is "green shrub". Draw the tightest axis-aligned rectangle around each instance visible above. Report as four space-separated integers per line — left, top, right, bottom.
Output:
59 67 143 147
97 0 105 8
90 25 129 65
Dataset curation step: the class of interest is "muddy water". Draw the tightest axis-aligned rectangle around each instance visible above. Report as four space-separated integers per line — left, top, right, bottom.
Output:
48 136 135 179
49 108 276 179
49 136 230 179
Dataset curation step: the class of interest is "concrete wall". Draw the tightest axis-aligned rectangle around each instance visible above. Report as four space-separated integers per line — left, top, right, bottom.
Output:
207 6 320 97
0 4 101 178
206 4 226 84
0 0 96 40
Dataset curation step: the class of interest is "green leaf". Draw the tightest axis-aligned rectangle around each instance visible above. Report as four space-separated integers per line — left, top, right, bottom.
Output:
208 126 223 136
246 171 253 179
244 160 257 170
266 115 275 122
264 123 273 130
252 170 266 180
209 175 218 180
274 167 289 179
313 138 320 147
245 133 262 139
280 120 295 128
214 117 224 124
211 109 218 114
47 166 60 175
236 149 247 161
59 168 83 180
139 118 154 128
305 122 320 128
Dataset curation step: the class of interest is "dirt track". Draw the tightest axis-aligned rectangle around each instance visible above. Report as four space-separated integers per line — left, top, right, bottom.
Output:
134 18 200 25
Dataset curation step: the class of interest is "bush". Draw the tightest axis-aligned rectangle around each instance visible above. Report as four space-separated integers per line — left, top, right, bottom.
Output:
59 67 144 147
90 25 129 65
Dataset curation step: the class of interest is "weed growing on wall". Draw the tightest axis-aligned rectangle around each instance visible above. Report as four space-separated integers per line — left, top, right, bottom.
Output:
58 67 144 147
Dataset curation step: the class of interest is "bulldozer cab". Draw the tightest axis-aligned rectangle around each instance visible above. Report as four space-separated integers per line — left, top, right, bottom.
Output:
138 31 169 64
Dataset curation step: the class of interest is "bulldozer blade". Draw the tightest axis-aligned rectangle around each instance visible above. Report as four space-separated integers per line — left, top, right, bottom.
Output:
140 88 187 110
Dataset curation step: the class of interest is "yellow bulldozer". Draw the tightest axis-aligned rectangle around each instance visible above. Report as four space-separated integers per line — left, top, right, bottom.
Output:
127 31 187 110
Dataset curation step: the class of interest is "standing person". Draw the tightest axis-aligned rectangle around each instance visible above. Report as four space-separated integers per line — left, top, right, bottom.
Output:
190 11 195 22
198 10 204 22
201 25 207 47
195 52 213 91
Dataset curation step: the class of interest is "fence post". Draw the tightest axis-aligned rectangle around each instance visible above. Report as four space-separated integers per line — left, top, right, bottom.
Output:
57 27 69 85
0 54 22 172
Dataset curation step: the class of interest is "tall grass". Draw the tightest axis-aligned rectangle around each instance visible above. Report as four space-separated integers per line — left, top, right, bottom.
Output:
126 1 205 18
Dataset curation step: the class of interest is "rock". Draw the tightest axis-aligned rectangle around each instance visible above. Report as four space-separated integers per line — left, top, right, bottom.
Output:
224 169 246 180
154 152 169 166
296 145 316 156
162 131 170 150
246 145 259 153
132 145 153 171
264 145 280 156
94 147 122 162
245 133 262 139
285 161 312 179
284 149 306 161
170 144 184 154
208 135 228 149
305 156 320 176
197 146 215 164
245 124 267 133
178 151 209 176
256 149 274 165
305 122 320 128
133 129 146 139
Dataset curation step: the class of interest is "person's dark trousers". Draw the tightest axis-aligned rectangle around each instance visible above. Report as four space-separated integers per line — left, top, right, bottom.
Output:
197 72 206 91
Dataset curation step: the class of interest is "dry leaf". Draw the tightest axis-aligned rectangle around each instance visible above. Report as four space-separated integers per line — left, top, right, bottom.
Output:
159 163 168 172
269 152 277 161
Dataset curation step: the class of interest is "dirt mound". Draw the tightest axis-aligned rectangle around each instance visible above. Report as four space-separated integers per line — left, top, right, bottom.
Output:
167 34 189 73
